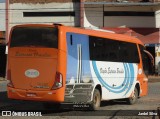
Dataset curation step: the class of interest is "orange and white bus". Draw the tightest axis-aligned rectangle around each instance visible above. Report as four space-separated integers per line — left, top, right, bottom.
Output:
7 24 152 110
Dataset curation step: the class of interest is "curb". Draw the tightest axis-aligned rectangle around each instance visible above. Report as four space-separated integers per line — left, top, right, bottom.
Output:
0 77 6 81
148 76 160 83
0 77 7 82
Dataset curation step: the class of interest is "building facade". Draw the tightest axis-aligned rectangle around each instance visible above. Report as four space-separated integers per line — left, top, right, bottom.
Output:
0 0 5 32
81 0 160 73
5 0 160 74
0 0 6 42
7 0 80 40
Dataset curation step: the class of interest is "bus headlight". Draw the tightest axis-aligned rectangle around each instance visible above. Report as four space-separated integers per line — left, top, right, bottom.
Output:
82 76 91 83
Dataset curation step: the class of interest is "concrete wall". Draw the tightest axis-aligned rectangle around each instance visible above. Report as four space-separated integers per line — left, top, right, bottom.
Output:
155 9 160 28
104 6 155 28
84 4 103 28
9 2 80 31
0 2 6 31
84 4 156 28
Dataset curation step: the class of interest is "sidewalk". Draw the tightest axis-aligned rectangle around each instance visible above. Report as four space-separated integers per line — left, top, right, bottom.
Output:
148 75 160 83
0 77 6 82
0 77 7 92
0 77 6 81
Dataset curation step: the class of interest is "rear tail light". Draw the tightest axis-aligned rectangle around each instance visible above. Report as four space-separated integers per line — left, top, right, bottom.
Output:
52 72 63 90
7 70 14 87
7 70 11 80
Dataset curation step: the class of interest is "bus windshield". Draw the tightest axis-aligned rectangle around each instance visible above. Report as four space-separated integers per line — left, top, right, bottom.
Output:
10 27 58 48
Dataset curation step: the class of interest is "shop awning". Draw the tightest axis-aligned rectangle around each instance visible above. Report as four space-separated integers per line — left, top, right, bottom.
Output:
103 27 160 44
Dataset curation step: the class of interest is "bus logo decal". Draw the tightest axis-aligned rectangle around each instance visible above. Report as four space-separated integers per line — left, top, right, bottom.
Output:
92 61 135 95
25 69 40 78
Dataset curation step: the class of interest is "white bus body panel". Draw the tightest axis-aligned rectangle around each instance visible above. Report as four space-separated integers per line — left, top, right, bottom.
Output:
90 61 138 100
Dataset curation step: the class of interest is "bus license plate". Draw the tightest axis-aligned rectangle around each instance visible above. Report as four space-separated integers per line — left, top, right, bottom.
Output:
27 93 36 97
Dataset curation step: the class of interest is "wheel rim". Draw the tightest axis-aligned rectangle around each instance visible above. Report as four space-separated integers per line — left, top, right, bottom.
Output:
94 93 99 107
131 90 136 101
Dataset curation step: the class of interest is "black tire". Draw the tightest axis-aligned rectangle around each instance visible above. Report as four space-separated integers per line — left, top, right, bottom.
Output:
90 89 101 110
43 102 61 110
126 88 138 105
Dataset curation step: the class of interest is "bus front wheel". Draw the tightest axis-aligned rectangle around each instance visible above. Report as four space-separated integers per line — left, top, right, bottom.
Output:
126 88 138 105
90 89 101 110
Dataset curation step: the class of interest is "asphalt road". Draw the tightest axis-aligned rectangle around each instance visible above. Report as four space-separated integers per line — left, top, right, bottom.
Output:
0 81 160 118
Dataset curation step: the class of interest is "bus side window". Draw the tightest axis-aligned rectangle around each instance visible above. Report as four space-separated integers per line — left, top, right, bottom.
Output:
89 36 119 62
70 35 73 45
139 45 153 76
142 52 149 76
119 42 139 63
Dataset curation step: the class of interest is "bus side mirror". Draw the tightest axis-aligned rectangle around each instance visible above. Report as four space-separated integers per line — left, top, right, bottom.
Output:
143 50 154 75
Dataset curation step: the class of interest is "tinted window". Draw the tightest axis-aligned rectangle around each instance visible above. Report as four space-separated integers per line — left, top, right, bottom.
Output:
119 42 139 63
139 45 153 75
89 36 119 62
89 36 140 63
10 27 58 48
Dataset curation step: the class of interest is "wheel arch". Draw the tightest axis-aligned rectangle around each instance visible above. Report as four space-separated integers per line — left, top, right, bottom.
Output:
94 84 102 99
90 84 102 110
135 82 140 97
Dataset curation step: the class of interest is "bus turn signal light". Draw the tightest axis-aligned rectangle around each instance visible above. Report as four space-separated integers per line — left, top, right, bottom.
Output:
52 72 63 90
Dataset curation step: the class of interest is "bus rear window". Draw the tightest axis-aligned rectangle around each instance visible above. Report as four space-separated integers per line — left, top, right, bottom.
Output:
10 27 58 48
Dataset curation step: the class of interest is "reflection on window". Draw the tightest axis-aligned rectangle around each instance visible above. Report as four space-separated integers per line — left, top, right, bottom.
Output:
89 36 140 63
10 27 58 48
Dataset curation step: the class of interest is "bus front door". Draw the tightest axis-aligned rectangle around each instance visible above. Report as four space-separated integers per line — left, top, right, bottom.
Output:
65 33 93 102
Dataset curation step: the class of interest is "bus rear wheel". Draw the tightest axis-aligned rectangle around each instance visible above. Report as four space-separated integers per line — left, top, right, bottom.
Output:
126 88 138 105
90 89 101 110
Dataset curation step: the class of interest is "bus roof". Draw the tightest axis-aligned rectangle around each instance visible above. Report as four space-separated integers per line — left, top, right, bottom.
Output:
11 24 144 46
61 25 144 46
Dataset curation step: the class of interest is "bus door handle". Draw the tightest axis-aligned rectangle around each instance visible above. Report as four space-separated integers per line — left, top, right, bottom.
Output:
112 84 116 87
